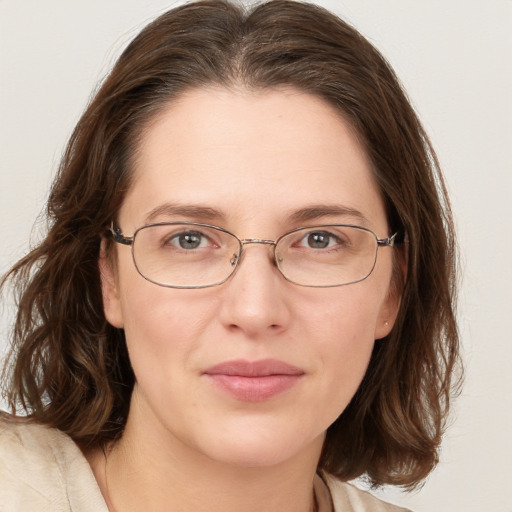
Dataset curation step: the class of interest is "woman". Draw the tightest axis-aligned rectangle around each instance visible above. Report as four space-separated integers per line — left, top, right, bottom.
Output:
0 1 460 511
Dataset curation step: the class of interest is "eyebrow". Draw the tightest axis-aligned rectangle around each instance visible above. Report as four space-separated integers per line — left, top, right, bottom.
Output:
144 203 225 224
287 205 370 225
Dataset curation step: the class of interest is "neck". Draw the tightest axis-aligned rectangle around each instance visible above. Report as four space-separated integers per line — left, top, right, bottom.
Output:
88 392 323 512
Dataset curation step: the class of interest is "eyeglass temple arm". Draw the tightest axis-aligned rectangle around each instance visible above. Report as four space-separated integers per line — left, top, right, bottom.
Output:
377 232 399 247
109 224 133 246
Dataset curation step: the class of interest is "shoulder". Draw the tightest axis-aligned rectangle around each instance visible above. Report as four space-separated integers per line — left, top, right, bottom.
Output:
321 472 412 512
0 412 107 512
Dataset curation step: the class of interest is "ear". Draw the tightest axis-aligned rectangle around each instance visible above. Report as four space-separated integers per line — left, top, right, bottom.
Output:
374 246 407 340
99 238 124 329
374 286 401 340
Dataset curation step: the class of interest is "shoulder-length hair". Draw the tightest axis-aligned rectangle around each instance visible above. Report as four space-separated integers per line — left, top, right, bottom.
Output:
1 0 460 488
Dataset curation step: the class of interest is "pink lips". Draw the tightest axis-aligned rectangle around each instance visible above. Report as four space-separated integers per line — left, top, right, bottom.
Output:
204 359 304 402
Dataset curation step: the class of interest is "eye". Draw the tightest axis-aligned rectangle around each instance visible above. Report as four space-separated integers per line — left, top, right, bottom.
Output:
167 230 211 250
301 231 342 249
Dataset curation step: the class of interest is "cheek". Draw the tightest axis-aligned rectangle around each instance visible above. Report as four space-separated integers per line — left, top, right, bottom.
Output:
118 275 219 377
319 298 375 377
298 287 383 420
304 285 382 348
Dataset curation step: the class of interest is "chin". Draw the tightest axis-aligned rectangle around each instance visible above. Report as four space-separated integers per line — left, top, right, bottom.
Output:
208 443 300 469
194 423 324 470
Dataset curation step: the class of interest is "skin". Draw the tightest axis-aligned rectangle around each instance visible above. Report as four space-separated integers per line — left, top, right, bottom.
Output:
91 87 400 512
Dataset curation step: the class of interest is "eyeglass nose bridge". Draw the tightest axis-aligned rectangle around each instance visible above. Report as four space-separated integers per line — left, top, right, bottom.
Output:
240 238 276 246
229 238 278 268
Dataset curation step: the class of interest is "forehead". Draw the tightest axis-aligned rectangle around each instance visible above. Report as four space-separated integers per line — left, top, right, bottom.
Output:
121 87 387 233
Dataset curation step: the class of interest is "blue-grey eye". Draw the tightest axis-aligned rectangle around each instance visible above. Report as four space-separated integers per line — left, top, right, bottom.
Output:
306 232 332 249
173 231 205 249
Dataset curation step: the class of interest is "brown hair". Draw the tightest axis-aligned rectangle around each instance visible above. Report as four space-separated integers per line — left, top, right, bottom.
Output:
1 0 460 488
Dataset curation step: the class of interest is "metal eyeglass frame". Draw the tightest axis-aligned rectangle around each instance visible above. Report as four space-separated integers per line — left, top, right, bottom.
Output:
109 221 399 289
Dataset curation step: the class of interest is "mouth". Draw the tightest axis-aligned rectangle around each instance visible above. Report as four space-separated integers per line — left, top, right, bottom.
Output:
203 359 305 402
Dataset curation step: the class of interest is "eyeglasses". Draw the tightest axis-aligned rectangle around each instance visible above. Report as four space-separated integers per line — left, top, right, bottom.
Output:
110 222 398 289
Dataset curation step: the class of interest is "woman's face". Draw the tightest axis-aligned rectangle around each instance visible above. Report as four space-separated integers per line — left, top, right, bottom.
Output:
101 87 400 468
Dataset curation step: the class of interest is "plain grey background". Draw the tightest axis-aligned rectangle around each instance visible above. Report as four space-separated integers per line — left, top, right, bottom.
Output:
1 1 511 510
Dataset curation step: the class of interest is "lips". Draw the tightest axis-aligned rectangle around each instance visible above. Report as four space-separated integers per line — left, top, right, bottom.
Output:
203 359 304 401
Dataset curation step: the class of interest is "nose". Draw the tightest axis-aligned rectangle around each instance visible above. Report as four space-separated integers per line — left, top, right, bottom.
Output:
218 242 291 338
